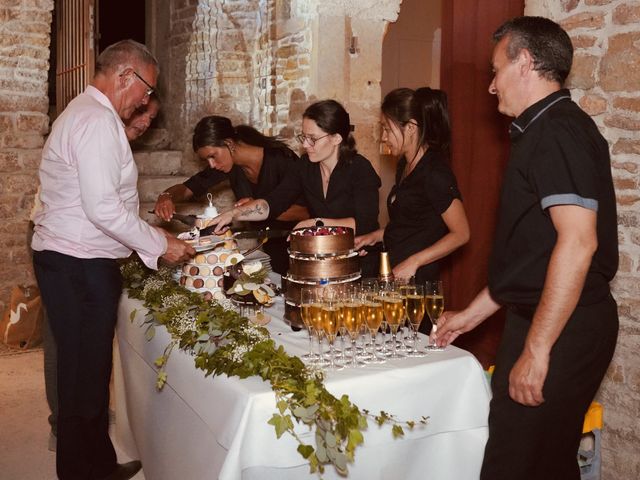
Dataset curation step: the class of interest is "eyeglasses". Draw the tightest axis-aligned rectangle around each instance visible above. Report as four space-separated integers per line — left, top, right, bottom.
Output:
296 133 330 146
132 71 155 96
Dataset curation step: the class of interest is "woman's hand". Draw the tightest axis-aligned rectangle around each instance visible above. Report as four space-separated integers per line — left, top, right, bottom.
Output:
392 256 418 281
154 193 176 222
205 210 236 235
354 228 384 252
234 197 254 208
353 228 384 250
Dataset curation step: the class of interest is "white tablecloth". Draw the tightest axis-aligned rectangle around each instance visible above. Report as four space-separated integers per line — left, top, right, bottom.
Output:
114 293 490 480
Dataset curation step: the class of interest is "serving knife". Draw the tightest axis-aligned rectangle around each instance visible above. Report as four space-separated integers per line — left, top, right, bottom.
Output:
199 226 291 239
147 210 198 227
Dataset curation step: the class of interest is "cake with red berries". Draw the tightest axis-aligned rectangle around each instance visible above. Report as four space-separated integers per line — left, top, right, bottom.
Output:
284 225 361 328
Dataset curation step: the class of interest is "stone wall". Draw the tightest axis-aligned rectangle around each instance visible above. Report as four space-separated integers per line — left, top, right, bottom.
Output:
0 0 53 312
156 0 401 213
526 1 640 479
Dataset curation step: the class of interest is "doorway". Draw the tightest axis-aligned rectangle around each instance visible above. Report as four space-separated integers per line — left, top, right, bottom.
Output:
378 0 443 227
52 0 146 116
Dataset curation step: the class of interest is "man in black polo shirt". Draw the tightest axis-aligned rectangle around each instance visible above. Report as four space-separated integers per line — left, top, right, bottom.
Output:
435 16 618 480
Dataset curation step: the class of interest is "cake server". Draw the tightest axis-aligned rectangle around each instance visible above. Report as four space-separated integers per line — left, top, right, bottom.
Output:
147 210 198 227
199 226 290 239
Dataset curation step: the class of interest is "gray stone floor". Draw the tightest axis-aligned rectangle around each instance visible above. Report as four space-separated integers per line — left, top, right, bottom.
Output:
0 347 144 480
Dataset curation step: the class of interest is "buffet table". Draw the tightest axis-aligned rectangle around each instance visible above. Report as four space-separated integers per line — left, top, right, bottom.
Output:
114 293 491 480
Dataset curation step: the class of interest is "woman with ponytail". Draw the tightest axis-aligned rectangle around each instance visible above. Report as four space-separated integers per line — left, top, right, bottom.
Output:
153 115 308 275
355 87 470 284
205 99 382 277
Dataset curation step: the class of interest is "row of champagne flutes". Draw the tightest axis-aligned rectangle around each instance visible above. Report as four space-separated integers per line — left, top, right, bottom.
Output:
298 279 444 370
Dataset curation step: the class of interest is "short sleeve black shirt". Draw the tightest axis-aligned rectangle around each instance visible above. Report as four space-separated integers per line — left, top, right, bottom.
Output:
265 153 381 236
383 149 462 281
182 146 304 275
488 89 618 306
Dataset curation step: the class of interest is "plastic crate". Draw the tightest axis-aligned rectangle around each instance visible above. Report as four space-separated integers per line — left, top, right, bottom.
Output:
579 402 603 480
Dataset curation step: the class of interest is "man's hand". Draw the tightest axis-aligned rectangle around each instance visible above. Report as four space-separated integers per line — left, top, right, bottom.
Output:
154 194 176 222
433 310 475 347
508 350 549 406
161 235 195 265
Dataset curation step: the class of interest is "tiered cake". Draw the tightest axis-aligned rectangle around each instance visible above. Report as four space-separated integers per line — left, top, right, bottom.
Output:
178 238 238 302
284 226 361 328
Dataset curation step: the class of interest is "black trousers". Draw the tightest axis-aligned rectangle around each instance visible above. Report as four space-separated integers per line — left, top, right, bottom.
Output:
481 295 618 480
33 250 122 480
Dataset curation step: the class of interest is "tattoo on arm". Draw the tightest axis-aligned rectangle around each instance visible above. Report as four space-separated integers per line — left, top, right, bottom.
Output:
236 200 269 220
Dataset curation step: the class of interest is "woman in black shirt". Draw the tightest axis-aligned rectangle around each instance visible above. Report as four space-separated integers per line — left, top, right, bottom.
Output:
153 116 308 274
355 88 469 283
206 100 382 277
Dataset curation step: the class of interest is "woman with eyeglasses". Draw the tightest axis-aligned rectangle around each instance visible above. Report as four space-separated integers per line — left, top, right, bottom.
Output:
205 99 382 277
354 87 470 286
153 115 309 275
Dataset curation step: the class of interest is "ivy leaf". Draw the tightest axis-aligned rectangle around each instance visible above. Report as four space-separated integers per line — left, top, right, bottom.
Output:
145 325 156 341
129 308 137 322
391 424 404 438
297 444 314 459
276 400 288 414
154 355 166 368
348 429 364 449
267 413 292 438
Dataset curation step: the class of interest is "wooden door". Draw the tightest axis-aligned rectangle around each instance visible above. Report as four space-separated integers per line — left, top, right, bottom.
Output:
56 0 96 115
440 0 524 367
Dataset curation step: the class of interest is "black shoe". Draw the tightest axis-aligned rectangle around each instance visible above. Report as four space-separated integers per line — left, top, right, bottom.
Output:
98 461 142 480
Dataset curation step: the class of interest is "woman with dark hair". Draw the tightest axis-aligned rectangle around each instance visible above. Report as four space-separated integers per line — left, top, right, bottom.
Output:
153 115 308 275
205 99 382 277
355 87 470 284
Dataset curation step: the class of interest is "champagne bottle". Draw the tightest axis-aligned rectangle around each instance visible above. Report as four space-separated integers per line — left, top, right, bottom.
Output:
378 251 394 285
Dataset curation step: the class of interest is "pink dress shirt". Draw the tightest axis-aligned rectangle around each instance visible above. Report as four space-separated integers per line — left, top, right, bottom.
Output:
32 86 167 269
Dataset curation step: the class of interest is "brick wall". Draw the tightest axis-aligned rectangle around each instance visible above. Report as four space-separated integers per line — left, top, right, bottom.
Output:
526 1 640 479
0 0 53 312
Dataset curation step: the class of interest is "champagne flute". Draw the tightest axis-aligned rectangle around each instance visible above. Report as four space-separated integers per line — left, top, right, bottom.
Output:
397 278 416 352
405 284 426 357
321 289 344 370
382 289 405 358
300 288 318 363
362 294 385 363
341 291 366 367
425 280 445 351
311 289 329 367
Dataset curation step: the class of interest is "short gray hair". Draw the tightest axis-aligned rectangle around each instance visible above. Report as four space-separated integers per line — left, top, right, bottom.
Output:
95 39 158 74
493 16 573 85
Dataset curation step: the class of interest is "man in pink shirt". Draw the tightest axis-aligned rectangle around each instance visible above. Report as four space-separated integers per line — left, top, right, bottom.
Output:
32 40 193 480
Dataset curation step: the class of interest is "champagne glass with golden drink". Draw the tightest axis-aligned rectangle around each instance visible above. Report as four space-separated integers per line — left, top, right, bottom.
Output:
310 289 329 367
300 288 319 363
321 289 344 370
425 280 445 351
362 293 385 363
341 291 366 367
404 284 426 357
397 279 416 352
382 290 405 358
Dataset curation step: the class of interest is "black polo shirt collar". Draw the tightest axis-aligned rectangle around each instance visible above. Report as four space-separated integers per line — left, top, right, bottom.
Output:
509 88 573 139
